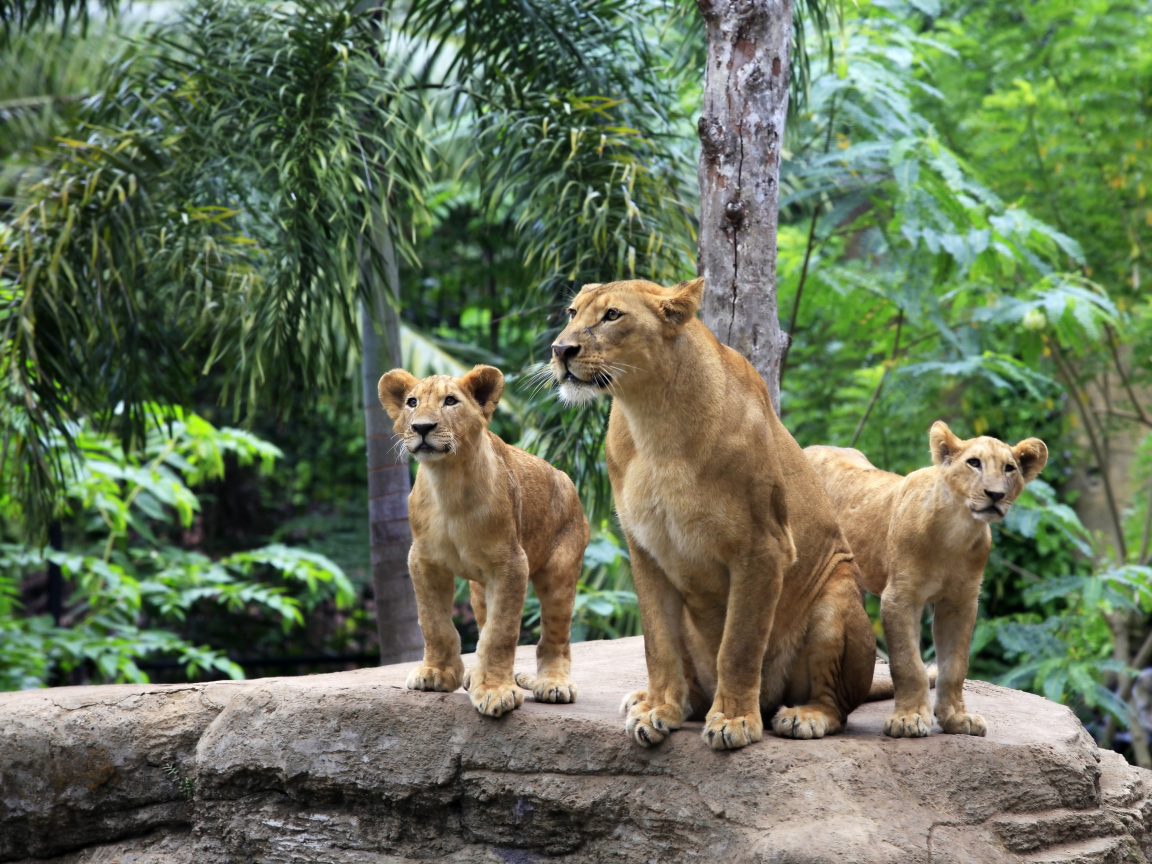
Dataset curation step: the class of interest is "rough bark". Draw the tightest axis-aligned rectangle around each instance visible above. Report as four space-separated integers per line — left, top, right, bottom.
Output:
696 0 793 414
362 228 423 665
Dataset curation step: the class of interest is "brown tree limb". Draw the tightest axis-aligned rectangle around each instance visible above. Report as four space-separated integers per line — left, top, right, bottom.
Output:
1049 336 1128 563
850 309 903 448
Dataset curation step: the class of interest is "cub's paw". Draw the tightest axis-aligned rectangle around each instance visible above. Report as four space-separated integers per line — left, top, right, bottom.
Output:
406 664 462 693
622 692 682 747
703 710 764 750
771 706 834 740
940 711 987 737
516 672 577 704
883 710 932 738
468 680 524 718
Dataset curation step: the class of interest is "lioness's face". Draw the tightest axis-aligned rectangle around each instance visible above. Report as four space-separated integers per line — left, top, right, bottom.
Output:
930 422 1048 523
549 278 703 404
377 366 504 463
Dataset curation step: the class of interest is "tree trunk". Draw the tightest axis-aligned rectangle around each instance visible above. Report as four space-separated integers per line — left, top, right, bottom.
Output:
362 228 423 665
696 0 793 415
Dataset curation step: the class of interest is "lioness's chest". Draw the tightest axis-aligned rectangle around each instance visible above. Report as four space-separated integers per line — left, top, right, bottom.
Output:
616 457 729 577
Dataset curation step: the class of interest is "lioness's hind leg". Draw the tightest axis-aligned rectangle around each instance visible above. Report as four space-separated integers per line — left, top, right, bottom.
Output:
772 573 873 740
522 533 583 704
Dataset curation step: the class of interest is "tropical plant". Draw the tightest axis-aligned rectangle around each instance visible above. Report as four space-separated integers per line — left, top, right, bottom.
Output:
0 407 351 690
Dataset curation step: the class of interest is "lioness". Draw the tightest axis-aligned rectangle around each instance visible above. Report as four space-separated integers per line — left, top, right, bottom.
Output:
550 278 876 749
805 423 1047 738
378 365 589 717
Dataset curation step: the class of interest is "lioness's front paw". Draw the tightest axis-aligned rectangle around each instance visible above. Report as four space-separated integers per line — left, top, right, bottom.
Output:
703 710 763 750
468 680 523 718
771 706 831 740
884 710 932 738
406 664 462 693
621 691 682 747
515 672 577 704
940 711 987 736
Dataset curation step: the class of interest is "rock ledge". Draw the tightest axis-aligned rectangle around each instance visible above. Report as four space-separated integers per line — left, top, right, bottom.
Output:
2 636 1151 863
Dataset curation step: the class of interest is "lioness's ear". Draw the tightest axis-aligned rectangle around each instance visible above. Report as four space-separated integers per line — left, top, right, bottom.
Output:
929 421 964 467
1013 438 1048 483
460 364 504 420
575 282 602 297
660 277 705 328
378 369 418 420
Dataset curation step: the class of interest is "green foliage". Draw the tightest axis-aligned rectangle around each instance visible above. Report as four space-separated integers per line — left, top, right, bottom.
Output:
0 408 350 690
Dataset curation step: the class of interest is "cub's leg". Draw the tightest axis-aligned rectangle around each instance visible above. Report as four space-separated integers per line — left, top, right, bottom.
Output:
703 541 787 751
463 552 530 717
516 539 581 704
881 581 933 738
933 592 986 736
470 580 487 632
406 553 464 693
621 544 689 747
773 568 875 739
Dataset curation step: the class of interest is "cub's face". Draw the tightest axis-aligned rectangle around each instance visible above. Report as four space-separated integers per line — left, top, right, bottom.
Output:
377 366 504 462
930 421 1048 523
550 277 704 405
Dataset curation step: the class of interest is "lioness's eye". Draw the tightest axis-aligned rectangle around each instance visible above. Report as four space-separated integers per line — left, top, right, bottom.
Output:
406 397 417 408
966 458 981 468
1005 463 1017 473
604 308 622 321
444 395 458 406
566 308 577 320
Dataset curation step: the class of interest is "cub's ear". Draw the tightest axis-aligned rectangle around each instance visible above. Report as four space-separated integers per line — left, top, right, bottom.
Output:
378 369 418 420
660 277 705 329
1013 438 1048 483
460 364 504 420
929 421 964 467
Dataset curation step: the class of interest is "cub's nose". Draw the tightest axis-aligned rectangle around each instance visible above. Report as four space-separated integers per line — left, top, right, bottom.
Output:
412 422 438 437
552 343 581 362
985 489 1006 502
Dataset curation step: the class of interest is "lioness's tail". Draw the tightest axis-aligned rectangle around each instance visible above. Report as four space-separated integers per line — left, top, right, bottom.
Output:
866 661 937 702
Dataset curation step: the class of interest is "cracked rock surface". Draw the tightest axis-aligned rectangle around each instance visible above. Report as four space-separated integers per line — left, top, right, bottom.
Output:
3 636 1152 863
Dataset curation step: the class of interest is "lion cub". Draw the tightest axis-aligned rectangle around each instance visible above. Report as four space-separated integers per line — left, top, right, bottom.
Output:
378 365 589 718
806 423 1047 738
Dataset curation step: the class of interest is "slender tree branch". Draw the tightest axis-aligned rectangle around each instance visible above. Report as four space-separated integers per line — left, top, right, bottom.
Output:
1093 407 1152 429
779 95 837 391
1049 336 1128 563
778 200 821 389
989 552 1042 582
1139 474 1152 567
850 309 903 448
1104 323 1152 427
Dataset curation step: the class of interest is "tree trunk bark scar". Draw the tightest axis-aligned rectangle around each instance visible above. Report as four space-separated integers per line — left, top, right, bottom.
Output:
697 0 793 414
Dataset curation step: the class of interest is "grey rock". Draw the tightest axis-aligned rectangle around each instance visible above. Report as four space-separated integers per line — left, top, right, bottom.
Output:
3 637 1152 863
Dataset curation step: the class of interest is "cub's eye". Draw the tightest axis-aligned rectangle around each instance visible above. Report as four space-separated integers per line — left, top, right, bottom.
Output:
604 308 622 321
406 397 417 408
966 458 981 468
1005 463 1017 473
444 395 458 406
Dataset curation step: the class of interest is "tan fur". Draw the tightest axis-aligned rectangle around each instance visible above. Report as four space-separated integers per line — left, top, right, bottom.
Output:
550 278 876 749
378 365 590 717
805 423 1047 737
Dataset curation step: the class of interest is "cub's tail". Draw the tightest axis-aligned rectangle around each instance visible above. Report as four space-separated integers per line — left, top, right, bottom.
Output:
866 660 938 702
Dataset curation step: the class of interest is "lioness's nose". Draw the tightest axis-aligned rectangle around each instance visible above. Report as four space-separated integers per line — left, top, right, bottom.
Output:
552 343 580 362
985 489 1005 502
413 422 438 437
